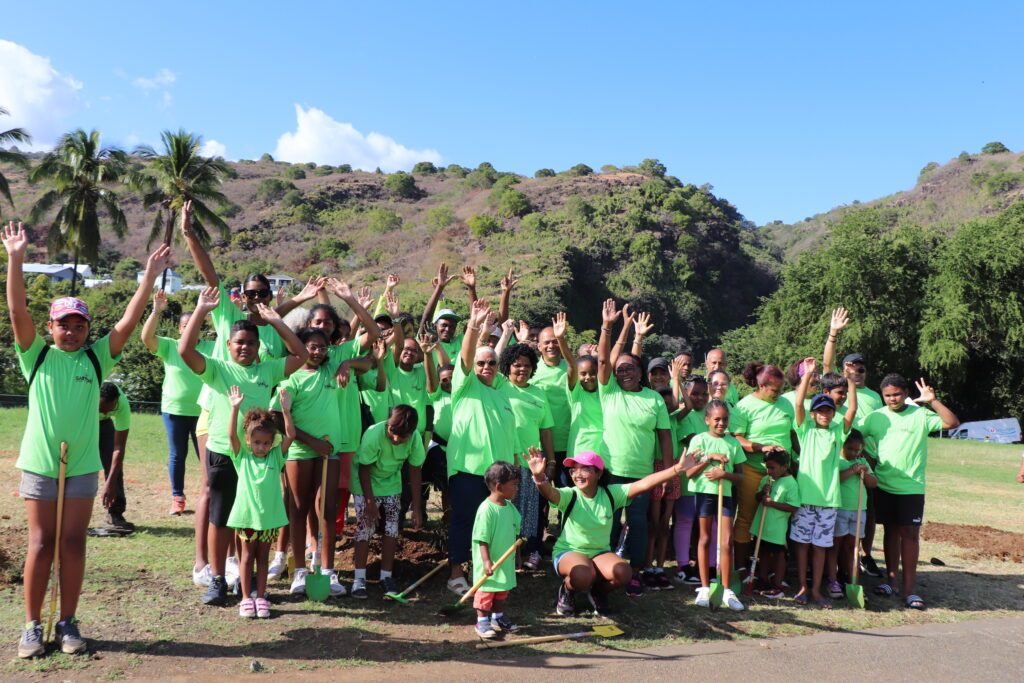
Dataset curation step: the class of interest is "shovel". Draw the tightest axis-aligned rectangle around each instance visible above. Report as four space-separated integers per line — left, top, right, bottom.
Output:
844 473 866 609
475 623 624 649
743 499 768 596
439 538 523 616
384 559 449 604
305 453 331 601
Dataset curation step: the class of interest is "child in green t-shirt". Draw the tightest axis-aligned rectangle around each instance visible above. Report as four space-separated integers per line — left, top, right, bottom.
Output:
752 450 800 599
471 461 522 639
827 429 877 594
227 386 294 619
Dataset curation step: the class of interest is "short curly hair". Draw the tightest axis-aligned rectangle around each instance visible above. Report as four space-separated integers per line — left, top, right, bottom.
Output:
499 342 539 378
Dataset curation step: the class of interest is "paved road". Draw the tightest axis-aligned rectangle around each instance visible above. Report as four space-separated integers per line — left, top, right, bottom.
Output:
349 616 1023 682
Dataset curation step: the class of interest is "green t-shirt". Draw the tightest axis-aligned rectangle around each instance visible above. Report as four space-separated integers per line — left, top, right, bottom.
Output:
552 484 631 558
532 358 571 452
358 368 391 424
428 388 453 442
776 390 811 419
838 457 872 511
568 382 605 458
438 334 464 366
446 364 521 477
751 474 800 545
496 376 554 452
384 355 427 432
861 404 943 495
598 380 671 478
154 336 214 416
726 383 740 406
99 384 132 431
16 335 120 478
471 498 521 591
329 341 364 453
731 394 794 472
687 432 747 496
199 356 287 455
855 387 883 455
272 363 342 460
794 418 846 507
226 444 288 530
351 421 426 497
673 410 708 497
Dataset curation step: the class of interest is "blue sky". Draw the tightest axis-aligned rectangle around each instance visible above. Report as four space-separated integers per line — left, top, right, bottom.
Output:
2 1 1023 225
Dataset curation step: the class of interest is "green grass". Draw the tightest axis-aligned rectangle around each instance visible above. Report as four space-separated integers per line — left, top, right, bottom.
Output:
0 408 1022 677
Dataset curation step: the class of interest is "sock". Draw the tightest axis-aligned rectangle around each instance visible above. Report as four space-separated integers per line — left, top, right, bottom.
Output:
492 612 503 619
273 551 285 560
354 568 367 581
477 616 489 624
380 570 392 580
653 567 664 575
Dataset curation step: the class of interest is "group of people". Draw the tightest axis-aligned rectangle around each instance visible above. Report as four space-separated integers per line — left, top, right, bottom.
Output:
5 202 964 655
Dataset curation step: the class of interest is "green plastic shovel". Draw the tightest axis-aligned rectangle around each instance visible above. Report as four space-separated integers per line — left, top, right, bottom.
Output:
305 453 331 602
844 473 866 609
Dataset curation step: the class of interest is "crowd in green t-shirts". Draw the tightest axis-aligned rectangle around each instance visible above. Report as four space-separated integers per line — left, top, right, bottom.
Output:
6 204 964 656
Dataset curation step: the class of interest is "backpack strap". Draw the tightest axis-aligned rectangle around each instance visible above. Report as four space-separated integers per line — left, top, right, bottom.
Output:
28 345 50 387
562 490 579 521
602 484 614 509
29 344 103 388
84 346 102 384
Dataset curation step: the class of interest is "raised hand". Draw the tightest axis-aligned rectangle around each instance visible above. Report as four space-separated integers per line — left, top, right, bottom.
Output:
677 448 701 473
431 262 457 289
228 385 244 409
622 303 635 327
2 221 28 256
328 277 353 300
469 299 491 327
601 298 620 326
552 311 568 339
372 337 387 360
384 273 400 292
830 307 850 333
144 244 174 277
515 320 530 342
295 276 324 302
484 309 497 330
500 267 518 292
417 332 437 354
278 387 292 412
634 311 654 337
384 290 400 317
670 355 687 380
801 357 817 377
501 319 516 336
526 446 547 477
254 302 282 323
915 378 936 404
196 286 220 313
153 289 168 313
461 265 476 288
357 286 373 309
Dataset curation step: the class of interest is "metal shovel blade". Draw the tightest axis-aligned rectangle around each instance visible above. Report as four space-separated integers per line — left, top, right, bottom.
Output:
592 624 625 637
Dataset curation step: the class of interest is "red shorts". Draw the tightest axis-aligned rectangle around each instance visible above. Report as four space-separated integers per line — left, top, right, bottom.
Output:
473 590 509 610
651 460 681 501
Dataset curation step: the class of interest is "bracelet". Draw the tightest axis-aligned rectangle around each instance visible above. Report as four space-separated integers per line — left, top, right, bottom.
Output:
467 326 480 331
533 475 548 485
601 327 612 332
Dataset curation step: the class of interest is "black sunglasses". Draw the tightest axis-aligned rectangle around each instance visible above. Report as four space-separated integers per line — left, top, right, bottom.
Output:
244 288 271 299
476 360 497 367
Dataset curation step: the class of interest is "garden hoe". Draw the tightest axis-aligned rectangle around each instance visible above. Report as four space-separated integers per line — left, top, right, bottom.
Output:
475 623 624 649
384 559 449 604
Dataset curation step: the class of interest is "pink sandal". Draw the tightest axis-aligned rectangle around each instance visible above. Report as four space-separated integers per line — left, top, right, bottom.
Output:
239 598 256 618
255 597 271 619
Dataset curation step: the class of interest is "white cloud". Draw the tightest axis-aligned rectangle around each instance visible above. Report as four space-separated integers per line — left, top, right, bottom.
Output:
132 68 176 90
0 40 82 149
200 139 227 159
274 105 441 172
160 91 173 109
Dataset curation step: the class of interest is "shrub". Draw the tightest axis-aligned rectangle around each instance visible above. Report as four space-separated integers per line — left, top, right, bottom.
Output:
918 161 939 180
534 168 556 178
255 178 296 203
957 151 972 163
223 166 238 179
292 203 319 225
313 165 334 176
259 153 275 162
367 209 402 233
498 189 530 218
563 195 594 223
520 213 546 232
600 164 619 173
113 258 142 280
638 158 667 177
305 162 317 169
982 141 1010 155
337 164 353 173
281 190 302 207
309 236 349 262
467 213 501 237
215 202 242 218
283 166 306 179
412 161 438 174
426 204 457 232
385 171 419 199
982 171 1024 195
446 164 469 178
565 163 593 177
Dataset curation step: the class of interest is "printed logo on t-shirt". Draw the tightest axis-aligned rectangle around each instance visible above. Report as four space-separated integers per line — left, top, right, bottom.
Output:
256 380 269 389
74 375 93 384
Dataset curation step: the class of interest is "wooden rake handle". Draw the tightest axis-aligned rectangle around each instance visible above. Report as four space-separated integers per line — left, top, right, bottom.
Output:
458 537 524 605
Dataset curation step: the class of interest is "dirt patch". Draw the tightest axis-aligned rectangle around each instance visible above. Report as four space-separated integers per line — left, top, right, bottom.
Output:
334 527 447 580
0 524 26 586
922 522 1024 562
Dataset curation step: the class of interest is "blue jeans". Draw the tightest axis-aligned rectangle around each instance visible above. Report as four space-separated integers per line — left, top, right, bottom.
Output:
609 474 650 569
162 413 199 498
448 471 490 565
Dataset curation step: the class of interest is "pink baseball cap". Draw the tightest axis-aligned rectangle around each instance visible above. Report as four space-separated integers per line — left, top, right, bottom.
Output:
49 297 91 321
563 451 605 472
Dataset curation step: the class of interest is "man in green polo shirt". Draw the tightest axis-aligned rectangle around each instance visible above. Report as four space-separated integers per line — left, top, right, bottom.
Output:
98 382 132 531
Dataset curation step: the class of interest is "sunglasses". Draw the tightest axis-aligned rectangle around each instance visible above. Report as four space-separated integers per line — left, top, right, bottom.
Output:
244 288 271 299
476 360 497 367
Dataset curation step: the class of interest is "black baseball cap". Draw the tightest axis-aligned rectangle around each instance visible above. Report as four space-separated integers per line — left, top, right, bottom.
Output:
842 353 865 366
647 357 670 373
810 393 836 412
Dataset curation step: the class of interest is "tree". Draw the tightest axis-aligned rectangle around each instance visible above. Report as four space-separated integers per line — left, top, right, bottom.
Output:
566 163 593 177
255 178 296 203
337 164 353 173
426 204 457 232
385 171 419 199
367 208 402 233
638 158 667 178
467 213 500 237
534 168 556 178
28 129 132 295
0 106 31 216
283 166 306 179
412 161 438 174
498 189 530 218
133 130 232 257
259 153 275 162
981 141 1010 155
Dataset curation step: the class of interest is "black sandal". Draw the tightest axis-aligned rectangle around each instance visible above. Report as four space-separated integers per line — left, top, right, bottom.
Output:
873 583 895 597
904 594 926 610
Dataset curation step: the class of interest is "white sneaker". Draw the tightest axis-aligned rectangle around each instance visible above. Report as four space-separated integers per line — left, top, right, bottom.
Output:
225 556 240 589
290 568 308 595
192 564 212 587
723 588 745 611
695 586 710 607
268 552 287 580
324 569 347 596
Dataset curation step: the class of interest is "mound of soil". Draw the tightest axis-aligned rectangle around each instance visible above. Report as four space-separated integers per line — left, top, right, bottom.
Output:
0 525 27 585
334 526 446 580
922 522 1024 562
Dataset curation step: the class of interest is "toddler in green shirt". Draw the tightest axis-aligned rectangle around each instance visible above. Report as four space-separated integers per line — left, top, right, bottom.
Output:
751 450 800 598
827 429 877 595
471 461 522 640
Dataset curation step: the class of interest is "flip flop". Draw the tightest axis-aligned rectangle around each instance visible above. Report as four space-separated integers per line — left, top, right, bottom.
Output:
873 583 895 597
814 598 832 610
904 594 926 610
793 593 808 605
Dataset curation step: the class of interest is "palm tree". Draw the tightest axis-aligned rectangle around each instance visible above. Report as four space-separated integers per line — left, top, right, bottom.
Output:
0 106 31 217
28 129 130 295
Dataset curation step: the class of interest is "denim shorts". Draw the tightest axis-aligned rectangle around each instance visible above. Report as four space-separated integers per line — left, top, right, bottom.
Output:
833 508 865 538
19 470 99 500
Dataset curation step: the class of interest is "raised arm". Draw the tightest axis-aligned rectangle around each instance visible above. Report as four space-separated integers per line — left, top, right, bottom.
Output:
610 304 634 368
110 245 173 357
385 290 404 365
460 299 490 372
419 333 439 394
461 265 478 308
140 290 167 353
329 278 379 352
497 267 517 324
597 298 622 385
419 263 457 335
495 319 516 357
349 286 372 337
822 307 848 373
253 303 308 375
274 276 324 317
794 357 816 427
552 312 576 389
632 311 653 358
3 222 36 351
278 388 296 454
178 287 219 374
629 450 699 499
181 200 219 287
527 447 561 506
915 379 959 430
671 356 693 418
228 385 244 456
844 371 858 432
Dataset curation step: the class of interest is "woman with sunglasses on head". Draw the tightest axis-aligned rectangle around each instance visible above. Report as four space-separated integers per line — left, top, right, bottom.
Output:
444 299 523 596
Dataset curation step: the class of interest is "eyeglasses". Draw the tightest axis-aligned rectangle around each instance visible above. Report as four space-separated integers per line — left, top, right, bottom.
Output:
476 360 497 367
244 289 271 299
710 382 729 388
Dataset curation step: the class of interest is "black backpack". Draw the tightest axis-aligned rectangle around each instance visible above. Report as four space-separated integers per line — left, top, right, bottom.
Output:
562 485 615 521
28 345 102 389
